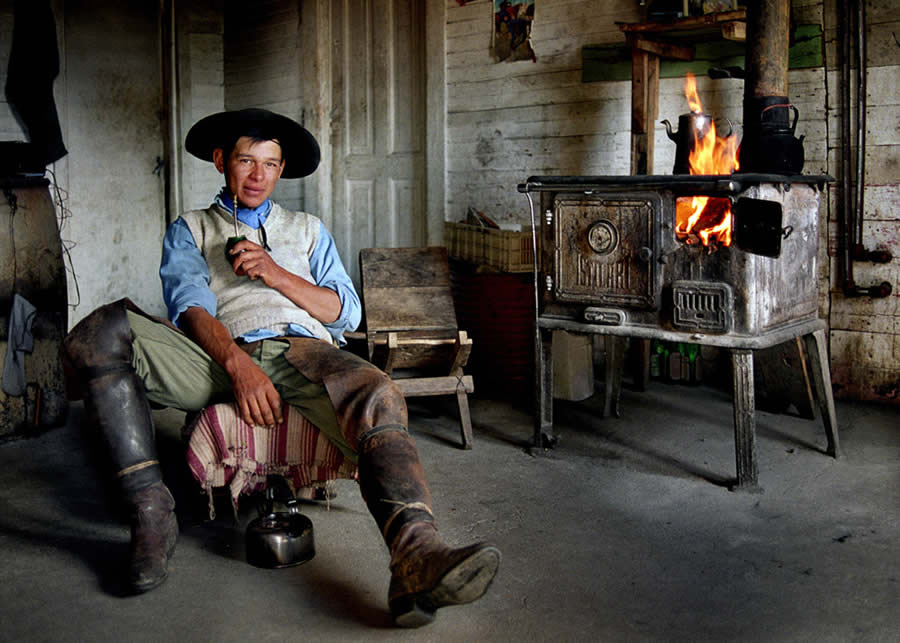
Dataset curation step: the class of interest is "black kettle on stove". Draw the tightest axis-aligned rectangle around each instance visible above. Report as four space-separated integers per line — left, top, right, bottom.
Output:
738 98 805 175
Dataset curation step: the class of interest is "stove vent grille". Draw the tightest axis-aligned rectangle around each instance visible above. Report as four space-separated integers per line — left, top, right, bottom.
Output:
672 281 733 333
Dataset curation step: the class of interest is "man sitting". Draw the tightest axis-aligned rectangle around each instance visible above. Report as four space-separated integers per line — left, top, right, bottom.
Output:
62 108 500 628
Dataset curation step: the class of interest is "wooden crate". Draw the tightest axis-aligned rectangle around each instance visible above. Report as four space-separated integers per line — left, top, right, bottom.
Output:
444 222 536 273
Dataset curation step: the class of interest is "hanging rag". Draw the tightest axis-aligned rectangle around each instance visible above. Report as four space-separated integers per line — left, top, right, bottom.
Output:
3 293 37 396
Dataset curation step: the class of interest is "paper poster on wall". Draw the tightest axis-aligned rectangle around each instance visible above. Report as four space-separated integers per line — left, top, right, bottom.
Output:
492 1 536 62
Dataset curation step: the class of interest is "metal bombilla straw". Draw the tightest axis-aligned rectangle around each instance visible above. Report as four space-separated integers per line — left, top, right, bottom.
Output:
232 189 239 238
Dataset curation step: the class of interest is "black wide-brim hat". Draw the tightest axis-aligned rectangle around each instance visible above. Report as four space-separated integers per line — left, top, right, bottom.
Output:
185 108 320 179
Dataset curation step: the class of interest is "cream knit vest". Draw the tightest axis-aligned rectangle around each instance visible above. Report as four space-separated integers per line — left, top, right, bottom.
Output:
181 203 332 342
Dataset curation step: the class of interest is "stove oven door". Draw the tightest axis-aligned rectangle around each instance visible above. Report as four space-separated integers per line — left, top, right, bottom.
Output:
551 192 663 312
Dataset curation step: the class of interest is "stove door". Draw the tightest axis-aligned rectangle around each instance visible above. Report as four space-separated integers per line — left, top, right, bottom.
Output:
552 193 662 310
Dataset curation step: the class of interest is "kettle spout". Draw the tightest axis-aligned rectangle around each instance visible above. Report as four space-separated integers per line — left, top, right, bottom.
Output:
661 119 677 141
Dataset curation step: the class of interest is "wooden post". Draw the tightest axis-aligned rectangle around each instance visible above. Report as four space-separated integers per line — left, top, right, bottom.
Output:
630 48 660 175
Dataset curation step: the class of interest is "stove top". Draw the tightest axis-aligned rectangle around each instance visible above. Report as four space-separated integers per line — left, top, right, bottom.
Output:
519 173 833 194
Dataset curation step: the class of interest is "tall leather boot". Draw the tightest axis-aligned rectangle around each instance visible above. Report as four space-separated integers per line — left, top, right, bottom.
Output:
357 425 501 628
63 300 178 593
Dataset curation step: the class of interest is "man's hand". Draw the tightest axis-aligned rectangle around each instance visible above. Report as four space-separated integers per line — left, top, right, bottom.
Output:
179 306 284 429
224 348 284 429
227 238 343 324
228 238 286 288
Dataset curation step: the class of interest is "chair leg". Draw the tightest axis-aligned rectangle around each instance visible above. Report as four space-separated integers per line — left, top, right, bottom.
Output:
802 329 841 458
456 390 474 450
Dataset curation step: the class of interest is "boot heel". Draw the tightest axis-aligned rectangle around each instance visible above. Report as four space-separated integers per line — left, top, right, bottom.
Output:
391 594 436 628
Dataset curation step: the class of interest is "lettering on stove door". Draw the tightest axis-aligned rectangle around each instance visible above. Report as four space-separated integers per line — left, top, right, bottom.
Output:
576 254 632 290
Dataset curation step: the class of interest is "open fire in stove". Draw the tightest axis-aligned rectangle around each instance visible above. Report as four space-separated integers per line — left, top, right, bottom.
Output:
673 73 740 248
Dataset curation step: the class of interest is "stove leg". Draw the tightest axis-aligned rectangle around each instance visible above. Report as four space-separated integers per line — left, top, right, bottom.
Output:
603 336 625 418
802 329 841 458
731 349 760 490
534 325 556 449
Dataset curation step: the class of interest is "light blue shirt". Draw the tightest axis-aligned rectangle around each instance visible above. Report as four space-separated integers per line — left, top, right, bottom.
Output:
159 192 361 345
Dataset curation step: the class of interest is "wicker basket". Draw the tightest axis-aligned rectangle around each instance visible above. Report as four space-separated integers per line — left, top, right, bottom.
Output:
444 222 537 273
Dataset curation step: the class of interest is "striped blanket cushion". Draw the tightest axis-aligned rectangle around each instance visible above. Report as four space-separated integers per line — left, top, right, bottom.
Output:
185 402 358 519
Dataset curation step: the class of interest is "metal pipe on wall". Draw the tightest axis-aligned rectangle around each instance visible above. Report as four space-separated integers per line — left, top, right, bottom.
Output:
839 0 854 291
839 0 892 297
854 0 866 252
850 0 891 266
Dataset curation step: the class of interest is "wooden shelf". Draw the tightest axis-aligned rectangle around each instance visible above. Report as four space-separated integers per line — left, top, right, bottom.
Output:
618 10 746 36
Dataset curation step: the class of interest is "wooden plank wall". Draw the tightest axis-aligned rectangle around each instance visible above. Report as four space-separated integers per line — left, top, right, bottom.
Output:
223 0 306 212
445 0 640 225
822 0 900 402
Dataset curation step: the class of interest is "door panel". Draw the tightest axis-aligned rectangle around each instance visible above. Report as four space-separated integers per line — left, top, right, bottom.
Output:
331 0 425 287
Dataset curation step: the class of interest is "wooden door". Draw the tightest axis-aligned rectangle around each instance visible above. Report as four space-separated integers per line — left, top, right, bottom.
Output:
330 0 426 287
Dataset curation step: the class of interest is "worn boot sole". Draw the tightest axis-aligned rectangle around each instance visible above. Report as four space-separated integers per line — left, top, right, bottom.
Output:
391 544 501 628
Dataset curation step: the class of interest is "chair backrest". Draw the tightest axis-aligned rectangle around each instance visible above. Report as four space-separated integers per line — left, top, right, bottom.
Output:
359 247 458 334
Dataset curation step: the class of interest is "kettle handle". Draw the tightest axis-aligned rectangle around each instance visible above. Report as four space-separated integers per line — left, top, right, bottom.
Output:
761 103 800 133
716 117 735 138
259 474 297 515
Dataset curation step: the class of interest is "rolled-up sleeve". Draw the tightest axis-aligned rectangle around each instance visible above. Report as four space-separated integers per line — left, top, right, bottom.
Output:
159 217 217 326
309 221 361 342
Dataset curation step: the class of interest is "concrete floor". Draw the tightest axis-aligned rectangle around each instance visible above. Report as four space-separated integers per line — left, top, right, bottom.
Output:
0 382 897 642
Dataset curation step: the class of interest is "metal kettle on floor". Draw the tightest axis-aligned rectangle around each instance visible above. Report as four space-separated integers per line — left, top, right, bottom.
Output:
245 475 315 568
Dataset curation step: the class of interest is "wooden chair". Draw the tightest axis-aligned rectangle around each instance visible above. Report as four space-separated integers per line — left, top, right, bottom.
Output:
358 247 475 449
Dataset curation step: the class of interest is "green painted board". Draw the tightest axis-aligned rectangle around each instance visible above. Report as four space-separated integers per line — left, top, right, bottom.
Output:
583 24 823 83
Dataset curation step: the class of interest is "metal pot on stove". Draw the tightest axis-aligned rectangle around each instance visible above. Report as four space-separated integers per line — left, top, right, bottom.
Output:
661 112 732 174
738 99 806 175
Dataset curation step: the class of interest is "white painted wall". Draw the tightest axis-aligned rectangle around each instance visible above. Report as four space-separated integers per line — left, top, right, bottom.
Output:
1 0 169 325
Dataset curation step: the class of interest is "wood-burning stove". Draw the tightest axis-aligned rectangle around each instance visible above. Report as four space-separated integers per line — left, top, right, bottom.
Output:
519 173 840 489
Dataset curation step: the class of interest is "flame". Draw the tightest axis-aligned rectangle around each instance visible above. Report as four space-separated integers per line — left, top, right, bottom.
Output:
684 73 703 114
675 73 740 247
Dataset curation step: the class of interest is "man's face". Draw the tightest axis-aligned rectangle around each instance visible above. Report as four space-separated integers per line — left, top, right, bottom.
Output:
213 136 285 209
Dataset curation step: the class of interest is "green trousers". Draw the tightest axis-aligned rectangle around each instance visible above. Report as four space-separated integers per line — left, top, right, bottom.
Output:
126 311 355 460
